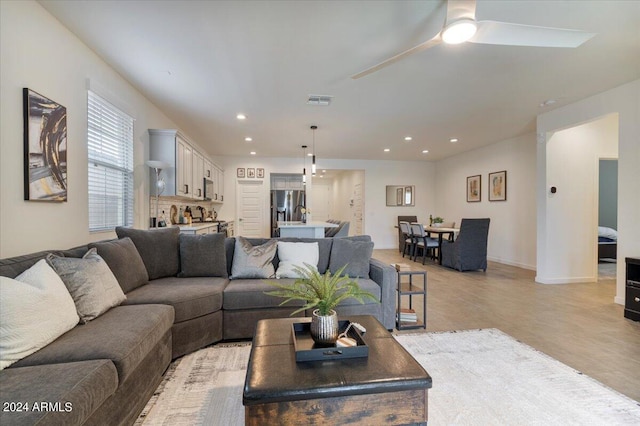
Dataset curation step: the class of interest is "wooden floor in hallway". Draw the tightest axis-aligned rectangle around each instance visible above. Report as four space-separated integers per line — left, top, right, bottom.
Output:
374 249 640 402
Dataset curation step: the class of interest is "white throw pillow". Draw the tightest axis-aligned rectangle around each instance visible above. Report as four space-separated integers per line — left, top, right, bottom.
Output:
0 260 79 370
275 242 319 278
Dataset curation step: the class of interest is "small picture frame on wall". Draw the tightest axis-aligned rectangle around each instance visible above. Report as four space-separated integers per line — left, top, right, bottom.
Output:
247 168 256 178
237 168 245 178
23 88 68 202
256 168 264 179
488 170 507 201
467 175 481 202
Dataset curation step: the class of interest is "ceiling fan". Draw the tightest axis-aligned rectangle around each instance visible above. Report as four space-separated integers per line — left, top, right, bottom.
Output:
351 0 595 79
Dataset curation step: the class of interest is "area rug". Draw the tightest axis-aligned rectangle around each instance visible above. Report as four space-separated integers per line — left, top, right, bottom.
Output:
136 329 640 425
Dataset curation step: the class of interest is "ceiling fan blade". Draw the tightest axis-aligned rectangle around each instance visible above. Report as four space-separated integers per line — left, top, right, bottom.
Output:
351 34 442 79
471 20 595 48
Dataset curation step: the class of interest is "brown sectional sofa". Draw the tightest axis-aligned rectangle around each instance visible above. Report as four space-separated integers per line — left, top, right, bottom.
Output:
0 228 396 426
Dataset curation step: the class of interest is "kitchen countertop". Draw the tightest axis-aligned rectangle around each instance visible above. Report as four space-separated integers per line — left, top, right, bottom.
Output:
277 221 338 228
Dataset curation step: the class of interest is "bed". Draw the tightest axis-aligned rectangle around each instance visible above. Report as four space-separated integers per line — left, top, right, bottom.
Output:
598 226 617 261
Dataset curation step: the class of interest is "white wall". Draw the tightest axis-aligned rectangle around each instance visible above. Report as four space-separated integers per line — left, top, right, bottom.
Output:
537 79 640 304
0 1 184 257
539 114 618 283
214 156 437 249
435 133 538 270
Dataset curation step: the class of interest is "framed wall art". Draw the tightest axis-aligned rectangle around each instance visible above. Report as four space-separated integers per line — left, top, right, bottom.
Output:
237 168 245 178
256 168 264 179
23 88 67 201
467 175 481 202
247 168 256 178
488 170 507 201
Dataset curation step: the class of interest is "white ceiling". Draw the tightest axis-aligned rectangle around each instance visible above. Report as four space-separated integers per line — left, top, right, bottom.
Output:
40 0 640 161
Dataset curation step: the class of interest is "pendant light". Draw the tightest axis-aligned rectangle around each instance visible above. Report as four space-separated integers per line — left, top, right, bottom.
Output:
310 125 317 176
301 145 307 185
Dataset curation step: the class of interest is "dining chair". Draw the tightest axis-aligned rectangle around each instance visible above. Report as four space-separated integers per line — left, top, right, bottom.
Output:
397 216 418 252
440 218 491 271
399 221 414 258
410 223 439 264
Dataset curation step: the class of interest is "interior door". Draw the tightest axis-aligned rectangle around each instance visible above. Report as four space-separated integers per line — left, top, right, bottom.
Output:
353 183 364 235
236 180 265 237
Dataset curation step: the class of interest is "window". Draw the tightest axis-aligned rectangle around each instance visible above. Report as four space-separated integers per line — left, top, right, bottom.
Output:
87 91 134 232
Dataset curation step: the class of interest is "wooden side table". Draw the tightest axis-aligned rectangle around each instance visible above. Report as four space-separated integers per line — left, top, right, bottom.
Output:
396 268 427 330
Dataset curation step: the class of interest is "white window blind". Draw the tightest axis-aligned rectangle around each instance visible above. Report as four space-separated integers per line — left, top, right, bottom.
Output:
87 91 134 232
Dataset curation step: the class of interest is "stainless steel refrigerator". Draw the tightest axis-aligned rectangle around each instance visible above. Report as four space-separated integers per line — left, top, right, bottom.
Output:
271 190 305 237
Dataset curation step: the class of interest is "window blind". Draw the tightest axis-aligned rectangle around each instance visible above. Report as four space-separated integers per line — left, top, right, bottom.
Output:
87 91 134 232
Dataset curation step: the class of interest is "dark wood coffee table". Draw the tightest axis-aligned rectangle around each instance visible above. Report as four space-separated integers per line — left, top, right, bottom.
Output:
243 315 432 425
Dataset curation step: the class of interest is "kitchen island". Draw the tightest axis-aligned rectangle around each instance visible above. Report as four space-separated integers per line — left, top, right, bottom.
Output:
277 221 338 238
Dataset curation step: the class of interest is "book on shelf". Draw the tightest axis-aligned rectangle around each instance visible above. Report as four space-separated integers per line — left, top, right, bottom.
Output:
397 308 418 322
394 263 411 272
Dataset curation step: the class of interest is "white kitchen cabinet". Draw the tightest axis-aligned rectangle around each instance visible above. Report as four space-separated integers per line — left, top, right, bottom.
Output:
204 159 213 180
193 150 204 200
176 136 193 197
271 174 303 190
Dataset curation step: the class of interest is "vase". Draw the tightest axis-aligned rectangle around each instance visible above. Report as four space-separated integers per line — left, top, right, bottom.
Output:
310 309 338 345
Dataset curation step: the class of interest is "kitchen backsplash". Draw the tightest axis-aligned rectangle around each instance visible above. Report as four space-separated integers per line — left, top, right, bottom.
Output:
151 196 219 225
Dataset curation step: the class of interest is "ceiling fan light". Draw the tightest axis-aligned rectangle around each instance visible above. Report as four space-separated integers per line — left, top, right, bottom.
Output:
442 19 477 44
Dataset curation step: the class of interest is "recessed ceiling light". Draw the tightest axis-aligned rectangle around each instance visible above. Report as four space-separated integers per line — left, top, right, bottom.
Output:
236 113 246 120
244 137 253 142
307 153 313 157
250 151 256 155
404 136 412 141
450 138 458 143
384 148 390 152
422 150 429 154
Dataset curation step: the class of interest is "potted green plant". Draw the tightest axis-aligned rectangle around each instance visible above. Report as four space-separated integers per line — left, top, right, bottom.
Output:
432 216 444 227
266 263 378 344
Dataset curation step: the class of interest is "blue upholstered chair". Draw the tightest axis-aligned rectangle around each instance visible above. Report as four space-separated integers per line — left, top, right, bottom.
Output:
410 223 439 264
399 221 414 258
441 218 490 272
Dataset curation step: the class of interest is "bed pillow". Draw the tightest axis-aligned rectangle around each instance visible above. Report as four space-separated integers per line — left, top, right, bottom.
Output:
46 249 126 323
0 260 79 370
598 226 617 241
231 236 277 279
179 233 228 278
88 237 149 293
329 238 374 278
115 226 180 280
275 242 319 278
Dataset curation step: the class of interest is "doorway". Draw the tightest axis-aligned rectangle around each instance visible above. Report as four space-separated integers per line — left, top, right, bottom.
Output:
597 159 618 281
236 180 266 237
539 113 618 284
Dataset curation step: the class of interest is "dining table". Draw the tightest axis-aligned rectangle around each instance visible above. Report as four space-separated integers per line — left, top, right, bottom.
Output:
424 226 459 265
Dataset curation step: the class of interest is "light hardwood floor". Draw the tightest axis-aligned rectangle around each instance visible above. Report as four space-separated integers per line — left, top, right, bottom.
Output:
374 249 640 402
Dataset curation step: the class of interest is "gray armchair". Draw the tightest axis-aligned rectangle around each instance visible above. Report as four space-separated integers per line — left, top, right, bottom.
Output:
441 218 490 272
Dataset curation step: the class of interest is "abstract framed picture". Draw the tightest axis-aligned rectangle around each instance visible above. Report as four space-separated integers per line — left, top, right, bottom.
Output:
237 168 245 178
467 175 481 202
23 88 67 201
256 168 264 179
488 170 507 201
247 168 256 178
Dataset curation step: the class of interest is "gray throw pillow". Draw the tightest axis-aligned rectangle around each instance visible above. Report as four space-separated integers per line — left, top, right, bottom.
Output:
231 236 277 279
46 249 126 323
329 238 374 278
179 233 227 278
88 237 149 293
115 226 180 280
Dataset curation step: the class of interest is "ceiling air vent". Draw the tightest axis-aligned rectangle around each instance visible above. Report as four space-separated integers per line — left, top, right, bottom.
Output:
307 95 333 106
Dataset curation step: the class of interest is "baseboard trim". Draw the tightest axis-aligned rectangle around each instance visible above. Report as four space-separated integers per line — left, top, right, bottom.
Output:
487 256 536 271
535 275 597 284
